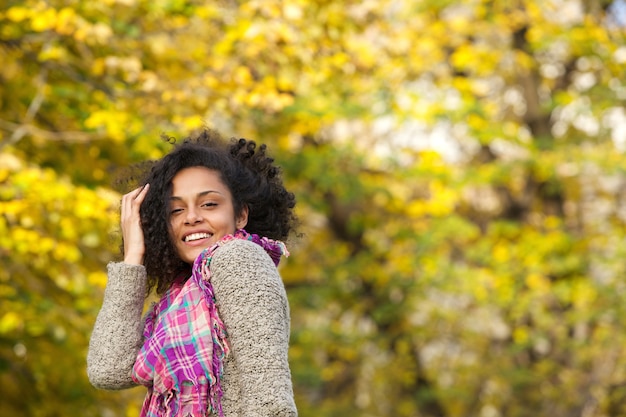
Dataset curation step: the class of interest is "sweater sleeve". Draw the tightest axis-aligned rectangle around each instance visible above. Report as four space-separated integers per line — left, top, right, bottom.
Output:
211 239 298 417
87 262 147 390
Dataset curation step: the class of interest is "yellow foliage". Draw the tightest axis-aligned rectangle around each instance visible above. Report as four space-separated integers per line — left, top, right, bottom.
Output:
125 403 142 417
0 311 22 334
81 232 101 248
0 200 25 217
320 365 335 382
0 284 16 298
428 180 457 217
467 113 489 131
6 6 31 22
59 217 78 240
525 1 543 22
525 273 550 294
513 326 529 345
11 228 39 253
39 237 56 253
54 7 77 35
419 150 447 173
0 167 8 183
544 215 561 229
53 242 82 262
492 244 509 263
346 36 377 69
493 274 515 304
421 257 439 276
30 8 57 32
406 200 428 218
87 271 108 288
571 280 597 309
447 14 471 34
470 269 493 302
180 115 205 130
84 109 133 141
450 44 475 70
513 49 535 71
195 4 219 19
38 44 68 62
86 22 114 45
233 66 253 85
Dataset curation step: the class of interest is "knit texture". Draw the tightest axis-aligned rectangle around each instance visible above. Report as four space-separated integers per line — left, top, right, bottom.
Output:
87 262 147 390
132 231 289 417
87 239 297 416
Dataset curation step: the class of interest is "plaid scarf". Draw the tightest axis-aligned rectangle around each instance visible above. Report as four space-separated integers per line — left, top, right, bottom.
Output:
132 230 289 417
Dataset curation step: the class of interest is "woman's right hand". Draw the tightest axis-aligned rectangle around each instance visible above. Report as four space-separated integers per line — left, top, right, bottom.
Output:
121 184 150 265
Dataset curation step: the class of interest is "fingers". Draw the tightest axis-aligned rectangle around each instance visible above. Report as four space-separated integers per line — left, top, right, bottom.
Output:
120 184 149 265
134 183 150 203
121 184 150 218
125 183 150 204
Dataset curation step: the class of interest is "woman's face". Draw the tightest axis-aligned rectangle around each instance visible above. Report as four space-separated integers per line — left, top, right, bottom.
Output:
168 166 248 264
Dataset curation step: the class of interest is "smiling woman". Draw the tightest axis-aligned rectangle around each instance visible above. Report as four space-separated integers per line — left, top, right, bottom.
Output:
86 129 298 417
168 167 249 264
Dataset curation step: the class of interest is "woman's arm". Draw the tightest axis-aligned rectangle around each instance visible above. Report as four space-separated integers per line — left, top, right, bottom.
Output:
212 239 298 417
87 262 147 390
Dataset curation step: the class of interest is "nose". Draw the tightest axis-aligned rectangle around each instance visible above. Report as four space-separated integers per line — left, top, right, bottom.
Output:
184 207 202 225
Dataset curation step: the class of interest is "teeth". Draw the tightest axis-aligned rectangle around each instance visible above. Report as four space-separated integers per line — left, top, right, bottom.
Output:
184 233 211 242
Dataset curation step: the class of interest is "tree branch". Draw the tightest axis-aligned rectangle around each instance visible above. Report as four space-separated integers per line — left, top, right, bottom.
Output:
0 119 105 151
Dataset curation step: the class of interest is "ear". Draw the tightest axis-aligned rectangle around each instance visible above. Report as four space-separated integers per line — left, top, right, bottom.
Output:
236 205 249 230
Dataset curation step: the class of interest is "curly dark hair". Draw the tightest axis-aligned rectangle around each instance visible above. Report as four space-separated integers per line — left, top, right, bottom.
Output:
133 129 297 294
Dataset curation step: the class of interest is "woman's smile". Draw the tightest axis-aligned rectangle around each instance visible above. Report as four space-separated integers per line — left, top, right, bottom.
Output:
183 232 212 242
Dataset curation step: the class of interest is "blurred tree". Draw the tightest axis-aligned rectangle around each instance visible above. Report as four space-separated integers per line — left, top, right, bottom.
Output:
1 0 625 416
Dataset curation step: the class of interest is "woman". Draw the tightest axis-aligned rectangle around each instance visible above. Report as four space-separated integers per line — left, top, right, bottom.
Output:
87 129 298 417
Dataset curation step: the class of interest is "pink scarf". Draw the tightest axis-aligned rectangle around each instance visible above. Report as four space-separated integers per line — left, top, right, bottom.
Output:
132 230 289 417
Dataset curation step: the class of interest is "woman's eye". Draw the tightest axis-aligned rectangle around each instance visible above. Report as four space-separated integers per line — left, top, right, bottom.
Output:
202 202 217 208
170 208 184 215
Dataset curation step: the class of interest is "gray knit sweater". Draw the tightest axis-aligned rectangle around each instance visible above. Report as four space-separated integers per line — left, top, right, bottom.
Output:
87 239 297 417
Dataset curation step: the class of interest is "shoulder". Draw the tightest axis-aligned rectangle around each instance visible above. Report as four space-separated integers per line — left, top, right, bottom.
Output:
210 238 284 293
212 238 276 271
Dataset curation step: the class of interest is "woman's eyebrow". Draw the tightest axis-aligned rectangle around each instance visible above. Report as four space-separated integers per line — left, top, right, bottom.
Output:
169 190 222 201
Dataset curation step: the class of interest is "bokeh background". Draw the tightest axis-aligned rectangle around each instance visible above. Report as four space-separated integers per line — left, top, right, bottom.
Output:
1 0 626 416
